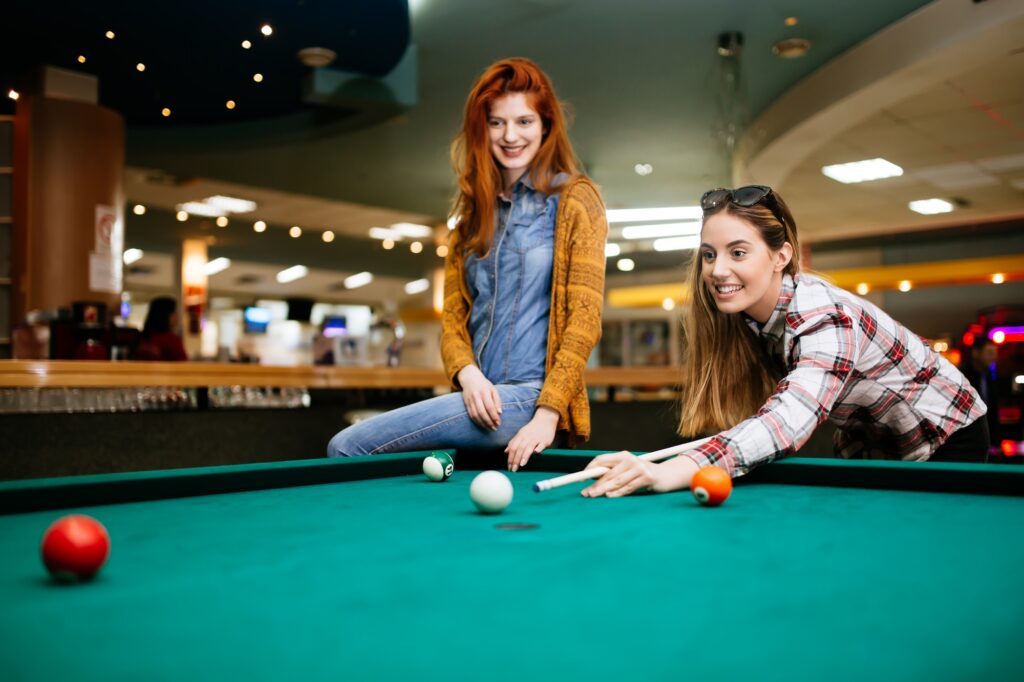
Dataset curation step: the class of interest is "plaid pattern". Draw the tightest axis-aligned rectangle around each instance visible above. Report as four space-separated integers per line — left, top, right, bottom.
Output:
684 274 985 476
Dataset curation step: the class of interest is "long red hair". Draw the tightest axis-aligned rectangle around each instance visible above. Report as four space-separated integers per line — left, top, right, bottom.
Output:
450 58 579 257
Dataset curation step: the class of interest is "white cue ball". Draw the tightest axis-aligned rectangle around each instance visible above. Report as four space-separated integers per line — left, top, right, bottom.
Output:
469 471 514 514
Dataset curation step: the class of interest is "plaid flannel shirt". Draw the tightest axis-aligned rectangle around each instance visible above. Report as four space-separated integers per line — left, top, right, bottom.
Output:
683 274 985 477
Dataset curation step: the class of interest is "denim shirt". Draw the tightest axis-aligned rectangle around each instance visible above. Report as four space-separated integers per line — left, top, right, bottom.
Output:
465 173 565 385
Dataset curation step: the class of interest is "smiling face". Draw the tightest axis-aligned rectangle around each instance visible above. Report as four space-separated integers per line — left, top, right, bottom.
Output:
699 211 793 323
488 92 544 191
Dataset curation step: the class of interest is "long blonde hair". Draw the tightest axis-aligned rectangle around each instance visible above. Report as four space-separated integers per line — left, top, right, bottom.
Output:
678 193 801 437
450 58 579 257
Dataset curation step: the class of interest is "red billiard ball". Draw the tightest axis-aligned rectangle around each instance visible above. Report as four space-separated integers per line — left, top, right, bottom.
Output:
691 466 732 506
41 515 110 582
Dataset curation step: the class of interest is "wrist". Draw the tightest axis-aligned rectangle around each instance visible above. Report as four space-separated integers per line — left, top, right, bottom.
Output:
534 405 560 425
650 456 700 493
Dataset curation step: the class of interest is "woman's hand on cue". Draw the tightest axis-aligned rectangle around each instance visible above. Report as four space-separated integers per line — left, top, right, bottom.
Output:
505 406 559 471
458 365 502 431
580 451 663 498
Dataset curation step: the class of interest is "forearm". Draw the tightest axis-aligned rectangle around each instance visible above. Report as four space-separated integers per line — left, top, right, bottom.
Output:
650 455 701 493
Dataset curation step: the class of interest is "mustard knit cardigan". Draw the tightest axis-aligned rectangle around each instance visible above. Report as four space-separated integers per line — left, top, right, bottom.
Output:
440 176 608 443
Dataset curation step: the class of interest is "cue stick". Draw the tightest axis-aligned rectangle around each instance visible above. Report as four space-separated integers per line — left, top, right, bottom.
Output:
532 436 714 492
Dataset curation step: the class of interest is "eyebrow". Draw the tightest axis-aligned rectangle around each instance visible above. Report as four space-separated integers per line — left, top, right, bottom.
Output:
700 239 753 249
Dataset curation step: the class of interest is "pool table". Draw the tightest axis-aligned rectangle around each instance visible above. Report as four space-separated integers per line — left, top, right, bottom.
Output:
1 450 1023 682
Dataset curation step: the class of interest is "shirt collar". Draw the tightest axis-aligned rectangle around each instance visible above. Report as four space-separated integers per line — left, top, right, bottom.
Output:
744 273 795 342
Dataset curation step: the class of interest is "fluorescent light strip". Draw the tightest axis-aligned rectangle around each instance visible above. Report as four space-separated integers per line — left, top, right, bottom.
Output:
204 257 232 275
621 222 700 240
606 206 702 223
821 158 903 184
370 226 401 241
908 199 954 215
390 222 433 238
205 195 257 214
653 236 700 252
344 271 373 289
405 278 430 295
276 265 309 283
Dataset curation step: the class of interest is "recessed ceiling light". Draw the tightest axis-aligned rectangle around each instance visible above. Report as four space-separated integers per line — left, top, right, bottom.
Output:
289 226 302 238
616 258 635 272
77 55 86 64
898 280 913 292
908 198 954 215
261 24 273 37
105 30 115 40
215 216 229 228
253 73 264 83
136 63 146 72
226 100 236 110
161 107 171 117
132 204 146 216
992 273 1005 284
653 236 700 252
436 245 448 258
634 163 653 176
605 243 621 257
8 90 19 101
382 239 395 250
622 222 700 240
662 298 676 311
410 241 424 254
241 40 252 50
276 265 308 284
785 17 798 26
176 211 188 222
821 158 903 184
123 248 144 264
205 257 231 276
856 283 870 295
771 38 811 59
253 220 267 233
344 271 373 289
606 206 702 223
405 278 430 295
322 230 335 243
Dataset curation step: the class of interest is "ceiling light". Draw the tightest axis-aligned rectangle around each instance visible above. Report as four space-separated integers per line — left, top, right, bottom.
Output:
132 204 146 216
662 298 676 311
634 163 653 176
653 236 700 252
992 273 1005 284
391 222 433 238
179 202 226 218
322 230 335 243
821 158 903 184
405 278 430 295
161 107 171 117
908 198 954 215
856 283 870 295
382 239 395 250
289 226 302 238
123 248 144 264
606 206 702 223
436 245 449 258
253 220 267 233
344 271 373 289
772 38 810 58
369 226 401 240
898 280 912 292
276 265 308 284
605 243 621 258
8 90 19 101
410 241 423 254
241 40 252 49
205 257 231 275
216 216 229 228
622 222 700 240
105 30 115 40
77 55 86 64
176 210 188 222
785 17 798 26
616 258 635 272
226 100 236 110
253 73 264 83
206 195 257 213
136 63 146 72
298 47 337 68
261 24 273 37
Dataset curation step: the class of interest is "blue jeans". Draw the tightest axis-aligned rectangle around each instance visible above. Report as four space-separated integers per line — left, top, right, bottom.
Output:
326 383 542 457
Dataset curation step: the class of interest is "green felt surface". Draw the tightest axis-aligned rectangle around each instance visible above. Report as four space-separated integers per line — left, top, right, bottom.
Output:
1 457 1023 681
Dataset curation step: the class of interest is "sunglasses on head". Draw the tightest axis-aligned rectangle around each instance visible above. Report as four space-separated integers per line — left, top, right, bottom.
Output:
700 185 775 211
